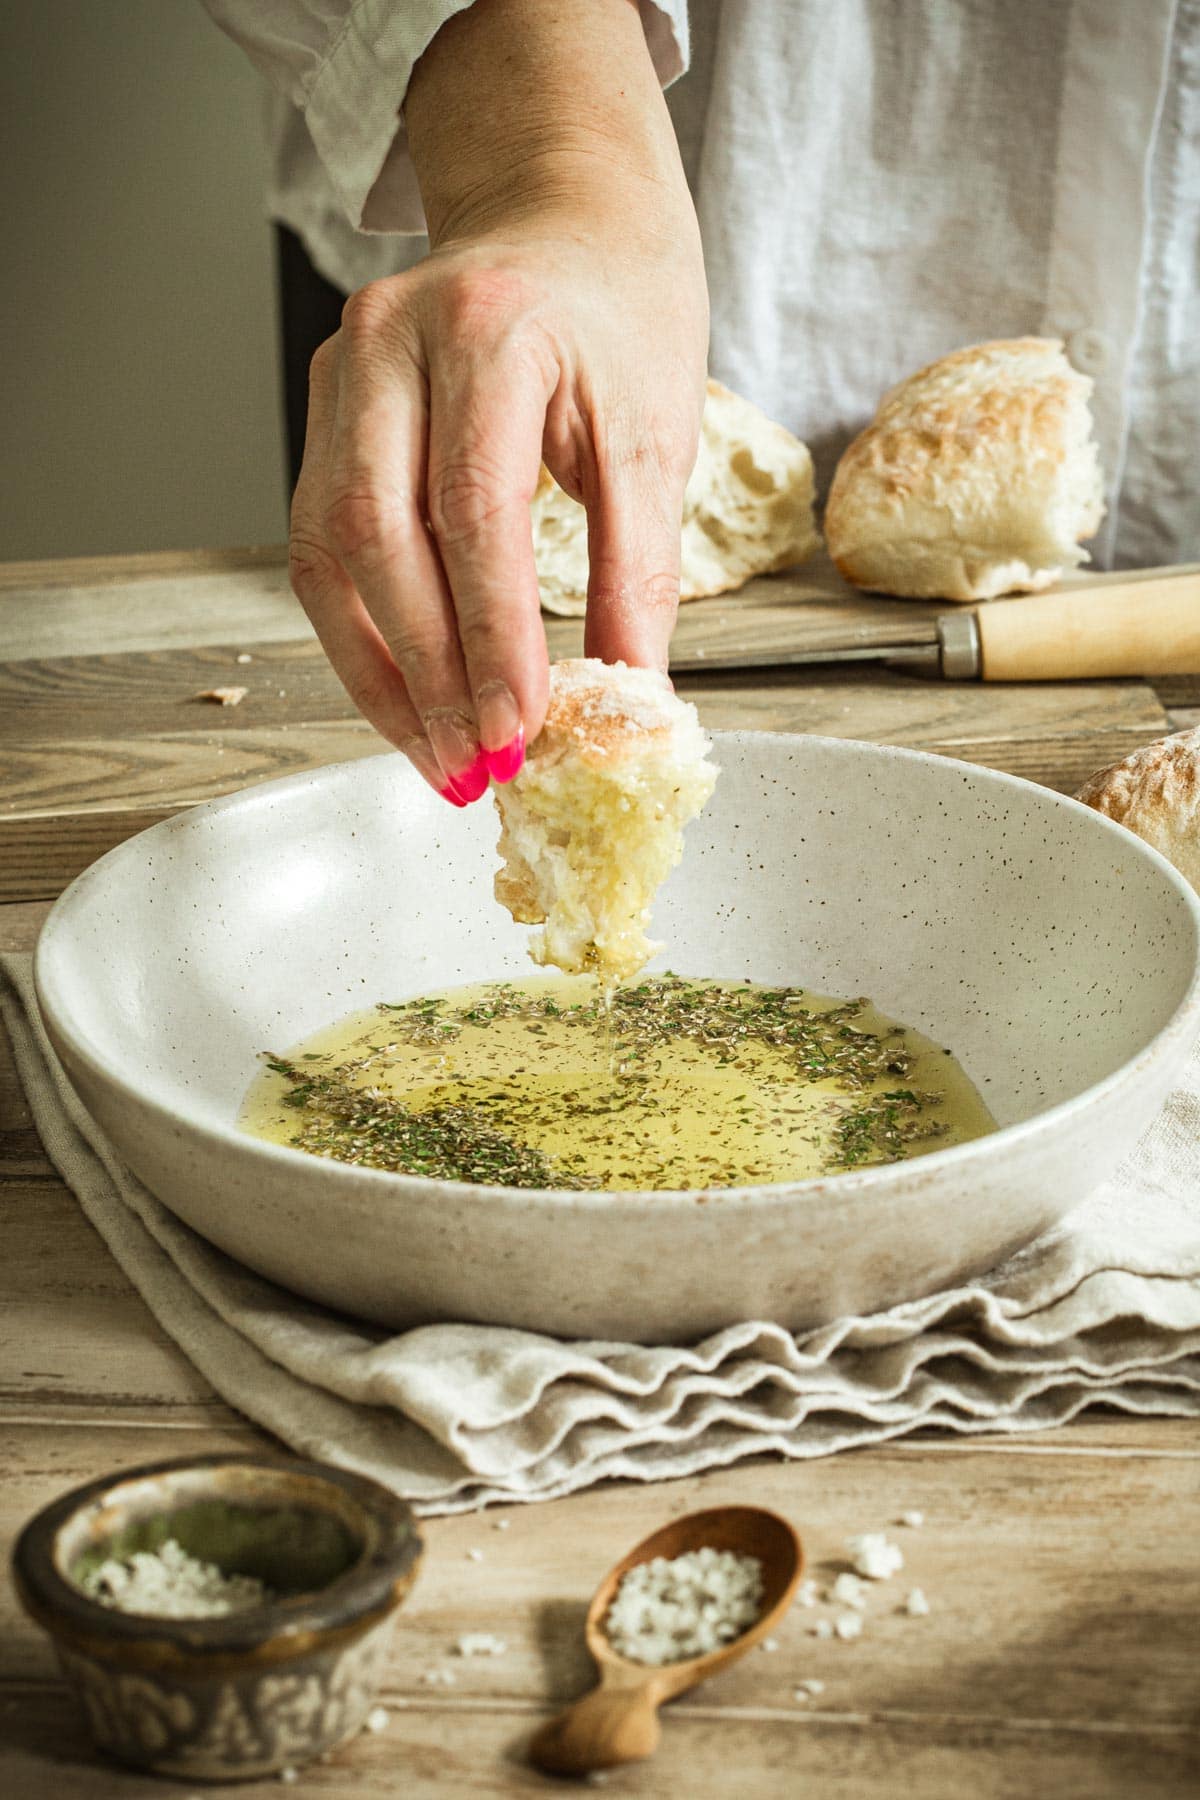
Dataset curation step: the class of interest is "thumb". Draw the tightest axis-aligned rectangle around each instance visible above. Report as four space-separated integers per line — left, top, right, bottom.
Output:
581 464 684 671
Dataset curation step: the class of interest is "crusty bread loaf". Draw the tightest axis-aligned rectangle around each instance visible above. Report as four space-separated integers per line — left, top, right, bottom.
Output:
531 379 820 616
493 659 719 979
1076 726 1200 892
824 339 1105 602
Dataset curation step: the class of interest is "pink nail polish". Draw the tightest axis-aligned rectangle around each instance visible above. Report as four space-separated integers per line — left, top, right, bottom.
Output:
450 752 490 804
439 782 469 808
484 728 526 785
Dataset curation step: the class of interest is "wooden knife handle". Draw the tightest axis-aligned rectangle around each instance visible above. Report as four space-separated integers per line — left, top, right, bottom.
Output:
977 572 1200 680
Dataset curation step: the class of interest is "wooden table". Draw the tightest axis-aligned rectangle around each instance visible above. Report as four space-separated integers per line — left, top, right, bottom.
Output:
2 550 1198 1798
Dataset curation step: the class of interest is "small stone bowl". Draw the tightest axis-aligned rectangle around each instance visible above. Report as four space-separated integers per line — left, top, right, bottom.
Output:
11 1453 422 1782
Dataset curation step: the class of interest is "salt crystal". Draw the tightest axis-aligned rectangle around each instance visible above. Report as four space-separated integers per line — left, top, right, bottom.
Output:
905 1588 931 1617
760 1637 780 1654
845 1533 904 1581
797 1578 818 1608
235 652 253 664
365 1706 389 1733
493 1519 510 1531
834 1612 863 1641
812 1619 834 1639
278 1770 298 1786
899 1511 925 1529
604 1547 763 1666
794 1678 825 1699
466 1548 484 1562
830 1572 867 1611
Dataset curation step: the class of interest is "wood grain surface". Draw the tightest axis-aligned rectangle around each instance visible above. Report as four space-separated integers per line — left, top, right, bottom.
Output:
2 554 1198 1799
0 548 1178 903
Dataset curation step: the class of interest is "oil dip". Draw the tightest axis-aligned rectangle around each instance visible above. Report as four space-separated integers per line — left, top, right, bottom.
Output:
240 975 995 1191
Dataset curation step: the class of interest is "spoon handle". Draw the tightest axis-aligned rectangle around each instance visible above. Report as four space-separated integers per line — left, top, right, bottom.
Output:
528 1680 663 1774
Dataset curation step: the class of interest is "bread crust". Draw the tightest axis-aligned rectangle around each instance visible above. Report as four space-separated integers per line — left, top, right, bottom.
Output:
1076 726 1200 892
825 338 1105 602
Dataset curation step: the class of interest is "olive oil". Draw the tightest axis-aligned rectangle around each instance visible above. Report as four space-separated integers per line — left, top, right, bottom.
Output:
241 975 995 1191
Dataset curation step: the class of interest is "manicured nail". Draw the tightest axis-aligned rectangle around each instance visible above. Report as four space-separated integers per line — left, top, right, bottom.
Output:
484 727 525 784
449 752 490 804
400 734 468 806
476 681 522 753
424 707 480 781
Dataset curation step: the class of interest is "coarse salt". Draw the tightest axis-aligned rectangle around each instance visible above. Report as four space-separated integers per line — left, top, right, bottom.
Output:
760 1636 780 1654
421 1667 458 1687
830 1572 867 1611
797 1578 819 1608
465 1548 484 1562
365 1706 389 1733
905 1588 931 1617
812 1619 834 1640
493 1519 510 1531
604 1547 763 1666
80 1538 271 1619
834 1612 863 1641
278 1770 298 1785
794 1678 826 1699
899 1511 925 1529
845 1533 904 1581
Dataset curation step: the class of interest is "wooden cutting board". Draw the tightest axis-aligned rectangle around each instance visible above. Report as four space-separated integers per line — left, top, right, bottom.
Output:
0 547 1189 906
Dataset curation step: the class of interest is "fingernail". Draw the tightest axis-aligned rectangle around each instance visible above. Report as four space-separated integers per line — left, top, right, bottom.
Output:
484 727 525 784
424 707 480 780
400 734 468 807
449 752 490 804
476 681 523 754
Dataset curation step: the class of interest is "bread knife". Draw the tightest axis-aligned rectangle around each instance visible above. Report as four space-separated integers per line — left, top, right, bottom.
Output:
666 570 1200 681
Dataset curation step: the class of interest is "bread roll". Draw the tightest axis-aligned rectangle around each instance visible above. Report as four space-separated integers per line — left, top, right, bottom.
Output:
825 338 1105 601
493 659 719 980
1076 726 1200 892
532 379 820 615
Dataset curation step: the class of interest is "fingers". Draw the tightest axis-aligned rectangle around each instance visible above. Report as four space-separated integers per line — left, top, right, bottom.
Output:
288 334 467 805
425 341 555 765
581 446 687 672
323 294 494 802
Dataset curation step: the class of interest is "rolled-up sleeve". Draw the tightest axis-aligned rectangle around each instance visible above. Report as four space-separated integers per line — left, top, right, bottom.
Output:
203 1 690 234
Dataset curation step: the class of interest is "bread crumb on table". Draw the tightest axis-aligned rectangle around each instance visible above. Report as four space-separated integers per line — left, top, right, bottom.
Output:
455 1633 508 1658
193 686 248 706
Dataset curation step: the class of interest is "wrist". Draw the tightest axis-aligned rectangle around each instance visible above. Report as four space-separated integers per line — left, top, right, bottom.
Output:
407 0 689 247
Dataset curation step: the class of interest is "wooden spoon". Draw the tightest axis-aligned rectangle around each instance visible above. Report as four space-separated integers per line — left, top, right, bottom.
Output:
528 1504 804 1776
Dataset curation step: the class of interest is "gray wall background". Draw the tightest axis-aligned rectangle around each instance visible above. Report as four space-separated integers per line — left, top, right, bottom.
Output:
1 1 288 561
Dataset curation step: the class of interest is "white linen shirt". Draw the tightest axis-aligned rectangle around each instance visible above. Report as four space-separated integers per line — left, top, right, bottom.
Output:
205 0 1200 570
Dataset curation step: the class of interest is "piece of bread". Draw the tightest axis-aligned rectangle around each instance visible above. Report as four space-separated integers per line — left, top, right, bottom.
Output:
531 379 820 616
1076 726 1200 892
824 338 1105 602
493 659 719 979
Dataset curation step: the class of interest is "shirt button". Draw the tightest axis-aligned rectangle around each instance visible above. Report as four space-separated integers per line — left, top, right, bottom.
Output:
1066 327 1113 376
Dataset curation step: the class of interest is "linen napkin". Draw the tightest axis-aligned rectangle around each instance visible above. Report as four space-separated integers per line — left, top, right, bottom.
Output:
4 951 1198 1516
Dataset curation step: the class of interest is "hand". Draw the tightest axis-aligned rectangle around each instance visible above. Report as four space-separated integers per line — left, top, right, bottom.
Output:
286 0 709 805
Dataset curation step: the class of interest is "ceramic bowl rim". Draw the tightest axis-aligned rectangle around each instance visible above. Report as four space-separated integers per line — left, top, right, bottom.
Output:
10 1453 422 1660
33 733 1200 1211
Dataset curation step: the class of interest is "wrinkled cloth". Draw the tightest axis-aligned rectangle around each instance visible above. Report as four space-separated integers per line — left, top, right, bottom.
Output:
3 950 1198 1515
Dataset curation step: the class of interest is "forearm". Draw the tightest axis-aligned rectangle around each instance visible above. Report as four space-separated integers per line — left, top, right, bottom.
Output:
406 0 693 244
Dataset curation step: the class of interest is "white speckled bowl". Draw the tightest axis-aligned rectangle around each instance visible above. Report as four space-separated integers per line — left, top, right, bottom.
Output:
35 734 1200 1343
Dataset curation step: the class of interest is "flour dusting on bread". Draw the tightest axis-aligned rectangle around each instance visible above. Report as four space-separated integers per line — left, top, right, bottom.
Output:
1076 726 1200 893
825 338 1105 601
532 380 820 616
493 660 718 979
